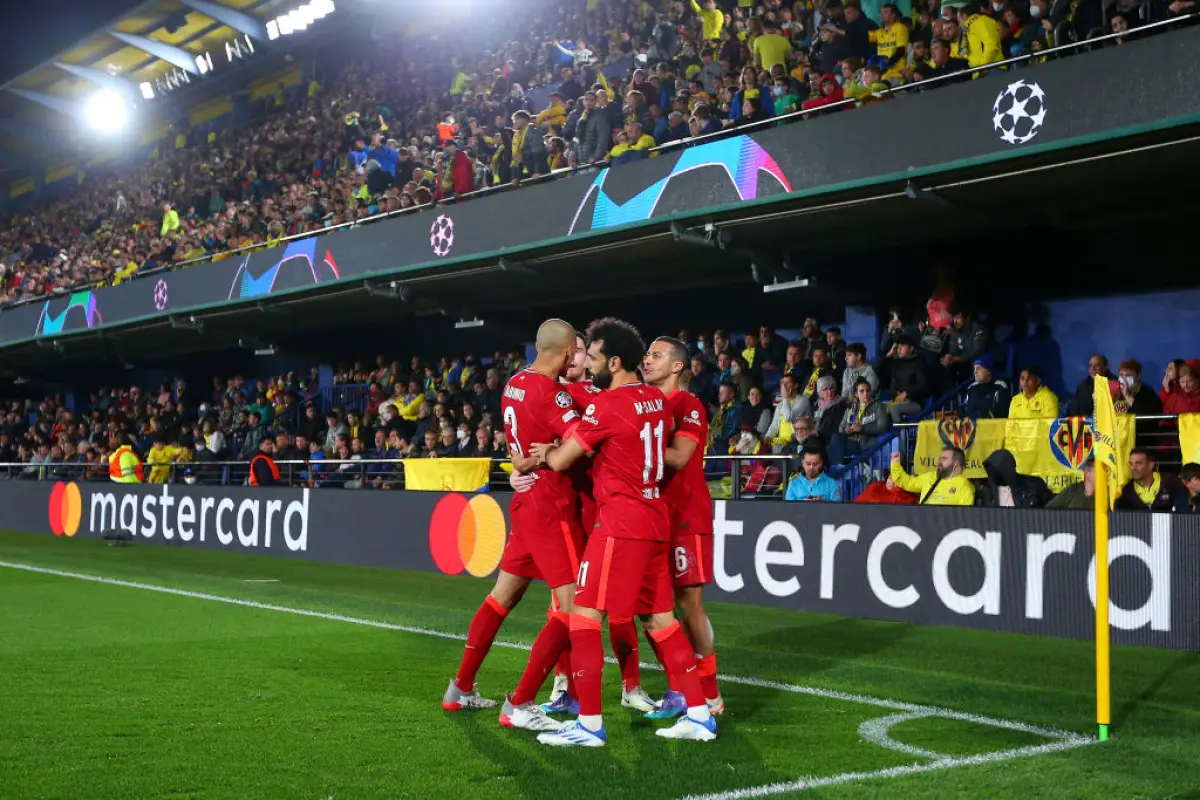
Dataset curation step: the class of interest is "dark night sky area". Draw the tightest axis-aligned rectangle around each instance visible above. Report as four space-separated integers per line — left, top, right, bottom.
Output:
0 0 146 84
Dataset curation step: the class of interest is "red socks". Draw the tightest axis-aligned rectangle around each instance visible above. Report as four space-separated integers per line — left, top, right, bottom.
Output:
454 595 507 693
568 612 605 716
697 653 719 700
650 620 705 709
646 627 678 692
511 611 571 706
608 617 641 692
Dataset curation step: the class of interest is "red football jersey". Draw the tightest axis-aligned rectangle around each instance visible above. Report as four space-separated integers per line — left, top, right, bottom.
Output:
570 382 670 541
502 369 579 503
662 389 713 535
562 379 601 501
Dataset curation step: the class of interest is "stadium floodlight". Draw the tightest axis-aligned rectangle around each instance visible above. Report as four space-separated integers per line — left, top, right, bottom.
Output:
296 3 317 25
83 89 129 133
139 82 155 100
266 19 280 39
310 0 335 18
288 9 308 31
276 14 294 35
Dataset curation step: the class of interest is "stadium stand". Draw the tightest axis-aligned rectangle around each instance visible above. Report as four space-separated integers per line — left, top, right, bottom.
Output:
1 0 1192 306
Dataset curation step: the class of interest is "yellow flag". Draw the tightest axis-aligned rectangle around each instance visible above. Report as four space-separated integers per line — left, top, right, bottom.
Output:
1179 413 1200 466
1006 416 1134 494
913 418 1006 479
401 458 492 492
1092 375 1121 500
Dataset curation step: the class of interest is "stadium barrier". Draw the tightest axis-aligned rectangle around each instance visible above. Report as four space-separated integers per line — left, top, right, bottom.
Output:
17 479 1198 650
9 21 1200 346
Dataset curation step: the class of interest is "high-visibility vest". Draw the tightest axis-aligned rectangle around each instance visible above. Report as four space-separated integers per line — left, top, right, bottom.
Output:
249 454 281 487
109 446 144 483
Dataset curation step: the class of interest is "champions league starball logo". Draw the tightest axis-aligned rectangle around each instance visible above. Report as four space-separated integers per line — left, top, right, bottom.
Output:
153 279 169 311
430 214 455 257
992 80 1047 145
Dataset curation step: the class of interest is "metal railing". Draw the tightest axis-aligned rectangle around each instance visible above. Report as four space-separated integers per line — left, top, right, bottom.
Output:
5 12 1194 312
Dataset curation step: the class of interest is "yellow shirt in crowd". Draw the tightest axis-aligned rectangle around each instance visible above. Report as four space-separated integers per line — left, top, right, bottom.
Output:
890 460 976 506
1008 386 1060 419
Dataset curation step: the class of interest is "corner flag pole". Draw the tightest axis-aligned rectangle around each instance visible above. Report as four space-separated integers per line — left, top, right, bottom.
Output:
1094 459 1111 742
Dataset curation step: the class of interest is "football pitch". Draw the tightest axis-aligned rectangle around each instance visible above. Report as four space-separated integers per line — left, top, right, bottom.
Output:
1 530 1198 799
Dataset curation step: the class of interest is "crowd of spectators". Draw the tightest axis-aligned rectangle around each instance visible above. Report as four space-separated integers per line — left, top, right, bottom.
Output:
1 302 1197 504
2 0 1186 306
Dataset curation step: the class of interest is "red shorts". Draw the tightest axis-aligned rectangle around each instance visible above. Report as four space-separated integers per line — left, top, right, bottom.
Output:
574 534 673 618
670 531 713 588
500 497 585 589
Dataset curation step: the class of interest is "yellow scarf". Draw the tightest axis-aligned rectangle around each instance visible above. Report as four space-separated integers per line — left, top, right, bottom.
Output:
511 125 528 168
1133 473 1162 506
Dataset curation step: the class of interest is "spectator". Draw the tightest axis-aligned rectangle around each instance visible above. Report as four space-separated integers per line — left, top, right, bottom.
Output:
1163 365 1200 416
1047 457 1097 510
881 335 932 422
975 449 1052 508
1116 359 1163 416
707 382 745 455
1115 448 1188 511
941 309 988 382
1008 368 1059 419
434 140 475 201
813 376 848 447
829 378 891 464
745 387 773 436
249 437 280 487
764 374 812 451
784 445 842 502
889 447 975 505
1066 354 1115 417
798 343 838 401
1180 462 1200 513
824 327 847 369
962 355 1009 418
840 342 879 399
688 355 719 408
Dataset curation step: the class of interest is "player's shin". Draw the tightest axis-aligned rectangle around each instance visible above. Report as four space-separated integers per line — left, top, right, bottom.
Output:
568 611 605 729
608 617 641 692
454 594 509 693
650 619 710 723
679 590 719 702
512 611 571 706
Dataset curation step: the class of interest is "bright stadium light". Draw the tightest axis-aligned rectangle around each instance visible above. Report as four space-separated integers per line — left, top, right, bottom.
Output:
277 14 294 34
289 9 308 31
297 3 316 24
84 89 129 133
266 19 280 39
310 0 334 18
139 82 155 100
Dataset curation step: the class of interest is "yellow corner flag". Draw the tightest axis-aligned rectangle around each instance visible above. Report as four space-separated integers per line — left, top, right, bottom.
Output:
1092 375 1117 742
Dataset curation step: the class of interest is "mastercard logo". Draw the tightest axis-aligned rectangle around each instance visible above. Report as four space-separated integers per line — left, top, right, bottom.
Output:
428 493 507 577
48 481 83 537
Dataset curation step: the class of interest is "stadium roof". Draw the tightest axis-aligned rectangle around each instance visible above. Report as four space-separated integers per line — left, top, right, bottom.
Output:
0 0 290 177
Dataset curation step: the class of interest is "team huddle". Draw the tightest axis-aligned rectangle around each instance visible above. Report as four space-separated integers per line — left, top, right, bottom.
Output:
441 317 722 747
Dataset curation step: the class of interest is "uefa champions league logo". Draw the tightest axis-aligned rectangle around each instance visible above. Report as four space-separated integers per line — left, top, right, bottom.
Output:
992 80 1047 145
430 214 455 257
153 279 169 311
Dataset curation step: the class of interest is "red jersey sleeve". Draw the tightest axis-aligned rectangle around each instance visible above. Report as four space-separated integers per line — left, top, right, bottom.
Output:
571 396 612 453
672 392 707 445
546 388 581 440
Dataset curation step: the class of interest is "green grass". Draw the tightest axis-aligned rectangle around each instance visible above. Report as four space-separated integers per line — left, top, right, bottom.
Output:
0 530 1198 799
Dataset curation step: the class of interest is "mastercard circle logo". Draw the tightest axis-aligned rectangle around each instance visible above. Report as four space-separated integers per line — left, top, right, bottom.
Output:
428 493 507 577
48 481 82 537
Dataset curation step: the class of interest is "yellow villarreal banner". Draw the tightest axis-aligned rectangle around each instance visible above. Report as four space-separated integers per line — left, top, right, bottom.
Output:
915 416 1136 491
1005 416 1136 493
914 418 1006 479
402 458 492 492
1179 413 1200 466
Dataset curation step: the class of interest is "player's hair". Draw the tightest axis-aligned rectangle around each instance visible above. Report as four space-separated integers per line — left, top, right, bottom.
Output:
535 318 576 353
653 336 689 370
942 446 966 470
587 317 646 374
1181 462 1200 483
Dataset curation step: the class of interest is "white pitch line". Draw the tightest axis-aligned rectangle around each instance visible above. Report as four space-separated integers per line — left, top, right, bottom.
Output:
857 711 948 761
243 579 280 583
0 557 1098 794
676 738 1097 800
